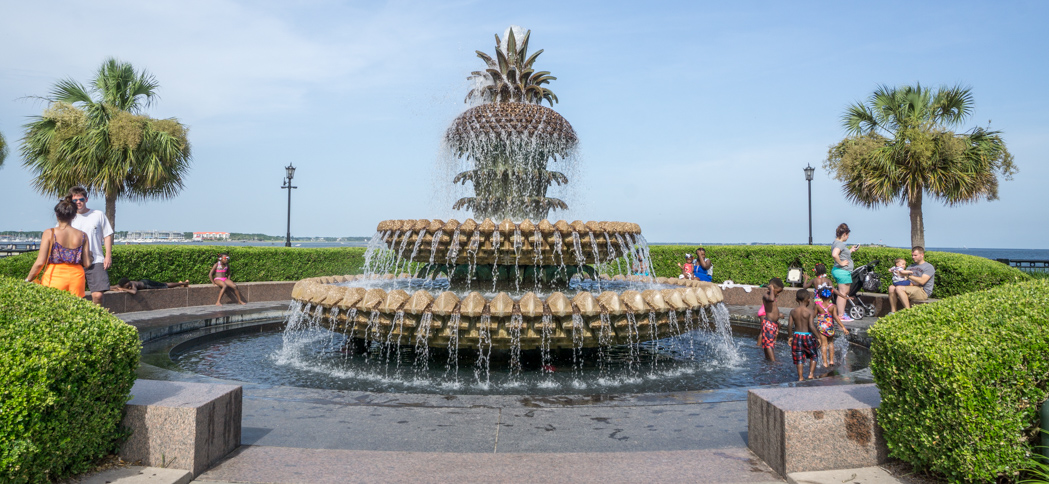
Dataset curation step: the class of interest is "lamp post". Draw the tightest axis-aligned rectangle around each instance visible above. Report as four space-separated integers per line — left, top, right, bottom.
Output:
804 164 815 245
281 163 297 246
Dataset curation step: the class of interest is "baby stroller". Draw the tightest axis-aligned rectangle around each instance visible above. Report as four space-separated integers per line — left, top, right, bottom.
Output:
837 260 881 320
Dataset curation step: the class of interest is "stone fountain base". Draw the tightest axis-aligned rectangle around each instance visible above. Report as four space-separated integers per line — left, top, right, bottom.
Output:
291 275 724 350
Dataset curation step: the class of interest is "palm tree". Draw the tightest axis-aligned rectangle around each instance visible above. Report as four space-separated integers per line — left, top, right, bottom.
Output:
21 58 191 229
825 84 1015 248
0 130 7 169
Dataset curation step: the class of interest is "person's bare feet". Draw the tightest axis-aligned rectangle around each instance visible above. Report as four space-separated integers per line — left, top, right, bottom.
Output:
238 301 246 305
807 374 815 379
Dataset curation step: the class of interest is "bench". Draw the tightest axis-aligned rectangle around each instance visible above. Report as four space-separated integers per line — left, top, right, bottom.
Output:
747 384 887 476
120 380 242 476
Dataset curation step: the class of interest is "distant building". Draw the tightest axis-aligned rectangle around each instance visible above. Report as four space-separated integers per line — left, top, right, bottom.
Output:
193 232 231 241
125 230 186 242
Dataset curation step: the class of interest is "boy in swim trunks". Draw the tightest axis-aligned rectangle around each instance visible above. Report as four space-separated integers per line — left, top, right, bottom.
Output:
757 277 784 362
787 289 820 381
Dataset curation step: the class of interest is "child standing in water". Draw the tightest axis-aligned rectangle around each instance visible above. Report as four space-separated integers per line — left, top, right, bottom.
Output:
209 253 246 305
787 289 820 381
757 278 784 362
805 263 849 366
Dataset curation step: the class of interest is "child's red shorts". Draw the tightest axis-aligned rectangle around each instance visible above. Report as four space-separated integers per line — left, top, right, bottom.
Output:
791 332 820 364
760 318 778 348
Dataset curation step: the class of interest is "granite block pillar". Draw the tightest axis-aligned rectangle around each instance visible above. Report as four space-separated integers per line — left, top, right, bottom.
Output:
120 380 242 476
747 384 887 476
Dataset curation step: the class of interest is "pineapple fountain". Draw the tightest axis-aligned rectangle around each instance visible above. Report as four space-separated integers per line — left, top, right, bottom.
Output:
286 27 733 389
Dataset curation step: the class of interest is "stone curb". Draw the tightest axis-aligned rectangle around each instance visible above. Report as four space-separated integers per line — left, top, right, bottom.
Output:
786 466 903 483
71 466 192 484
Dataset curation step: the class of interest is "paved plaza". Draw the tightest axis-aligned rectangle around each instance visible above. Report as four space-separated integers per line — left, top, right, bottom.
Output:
102 301 900 483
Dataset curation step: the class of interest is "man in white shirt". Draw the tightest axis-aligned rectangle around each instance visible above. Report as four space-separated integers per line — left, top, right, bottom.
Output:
69 187 114 305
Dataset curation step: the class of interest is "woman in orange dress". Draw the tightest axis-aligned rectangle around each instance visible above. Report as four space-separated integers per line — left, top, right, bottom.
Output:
25 197 92 297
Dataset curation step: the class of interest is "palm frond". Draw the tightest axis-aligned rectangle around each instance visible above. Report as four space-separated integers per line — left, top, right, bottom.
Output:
931 84 973 127
48 79 93 105
843 102 878 135
94 57 159 113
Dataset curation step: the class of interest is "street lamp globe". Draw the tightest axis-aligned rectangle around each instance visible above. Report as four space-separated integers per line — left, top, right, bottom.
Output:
804 164 815 181
285 163 296 181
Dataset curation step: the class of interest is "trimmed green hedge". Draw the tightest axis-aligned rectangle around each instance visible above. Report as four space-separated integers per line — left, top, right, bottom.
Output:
646 245 1031 298
0 245 1026 298
0 277 140 483
0 245 367 284
868 279 1049 482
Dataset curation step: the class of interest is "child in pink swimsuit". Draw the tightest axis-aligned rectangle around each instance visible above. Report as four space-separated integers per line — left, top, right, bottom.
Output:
209 253 246 305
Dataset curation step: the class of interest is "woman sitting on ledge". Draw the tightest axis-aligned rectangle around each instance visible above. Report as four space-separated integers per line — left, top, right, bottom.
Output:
111 277 191 295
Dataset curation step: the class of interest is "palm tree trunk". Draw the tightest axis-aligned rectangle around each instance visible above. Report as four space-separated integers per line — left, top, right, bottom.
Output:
908 190 924 249
105 192 117 231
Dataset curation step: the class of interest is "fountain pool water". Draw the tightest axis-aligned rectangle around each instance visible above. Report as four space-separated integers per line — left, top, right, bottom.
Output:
167 310 870 396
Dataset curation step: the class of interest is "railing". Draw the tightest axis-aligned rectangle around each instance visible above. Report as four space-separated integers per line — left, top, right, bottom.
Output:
0 243 40 258
996 259 1049 274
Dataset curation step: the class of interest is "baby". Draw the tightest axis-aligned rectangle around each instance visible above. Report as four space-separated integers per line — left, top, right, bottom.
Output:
889 258 913 286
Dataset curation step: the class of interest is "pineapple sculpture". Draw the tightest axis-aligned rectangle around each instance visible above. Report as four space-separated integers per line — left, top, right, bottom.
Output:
446 26 578 221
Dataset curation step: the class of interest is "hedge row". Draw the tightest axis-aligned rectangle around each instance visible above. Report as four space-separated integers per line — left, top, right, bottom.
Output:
0 277 140 483
0 244 1027 298
646 245 1031 298
0 245 367 284
868 279 1049 482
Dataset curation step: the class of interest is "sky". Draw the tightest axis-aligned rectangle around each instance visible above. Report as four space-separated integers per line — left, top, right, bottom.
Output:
0 0 1046 248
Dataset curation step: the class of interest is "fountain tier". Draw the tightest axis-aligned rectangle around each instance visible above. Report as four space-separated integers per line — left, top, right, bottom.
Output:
292 275 724 350
374 218 641 266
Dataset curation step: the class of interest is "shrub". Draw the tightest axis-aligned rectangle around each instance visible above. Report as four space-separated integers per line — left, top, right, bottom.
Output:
647 245 1030 297
0 245 367 284
0 277 140 483
0 245 1027 298
868 279 1049 482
